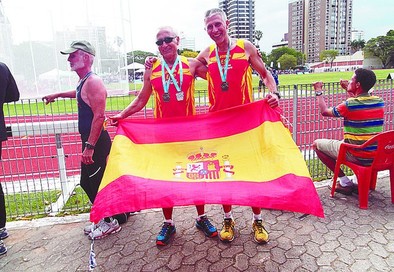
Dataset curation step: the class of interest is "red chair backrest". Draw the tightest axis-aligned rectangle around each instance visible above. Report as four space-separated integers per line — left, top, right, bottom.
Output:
370 130 394 171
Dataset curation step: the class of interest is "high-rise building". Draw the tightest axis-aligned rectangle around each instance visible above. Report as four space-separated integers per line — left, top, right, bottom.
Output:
288 0 353 63
351 29 365 41
219 0 255 44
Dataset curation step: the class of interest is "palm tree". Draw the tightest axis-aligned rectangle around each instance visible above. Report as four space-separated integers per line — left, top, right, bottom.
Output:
350 40 366 53
254 30 263 50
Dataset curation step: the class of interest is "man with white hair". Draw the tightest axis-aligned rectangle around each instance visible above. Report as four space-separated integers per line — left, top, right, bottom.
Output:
43 40 121 240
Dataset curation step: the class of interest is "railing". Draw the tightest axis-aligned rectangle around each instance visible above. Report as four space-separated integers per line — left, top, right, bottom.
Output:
1 79 393 220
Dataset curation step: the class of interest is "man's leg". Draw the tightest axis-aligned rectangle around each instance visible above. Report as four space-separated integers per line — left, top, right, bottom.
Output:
219 205 235 242
313 139 355 195
251 207 269 244
195 205 217 237
156 207 176 246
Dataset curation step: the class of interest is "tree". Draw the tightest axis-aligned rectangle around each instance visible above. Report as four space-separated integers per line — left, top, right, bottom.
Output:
268 47 304 69
277 53 297 70
128 50 156 65
179 49 198 58
350 39 365 53
254 30 263 50
364 30 394 68
320 49 338 70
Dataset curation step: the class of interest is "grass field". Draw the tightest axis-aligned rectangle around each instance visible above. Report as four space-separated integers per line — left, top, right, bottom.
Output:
129 68 394 91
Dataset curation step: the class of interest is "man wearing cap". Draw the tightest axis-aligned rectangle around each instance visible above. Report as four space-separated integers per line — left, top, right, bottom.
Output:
42 40 121 240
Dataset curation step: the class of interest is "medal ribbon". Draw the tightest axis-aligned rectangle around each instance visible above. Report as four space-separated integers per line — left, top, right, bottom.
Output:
161 56 183 95
215 41 230 84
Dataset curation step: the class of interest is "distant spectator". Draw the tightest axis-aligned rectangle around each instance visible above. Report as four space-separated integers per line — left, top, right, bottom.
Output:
271 69 279 86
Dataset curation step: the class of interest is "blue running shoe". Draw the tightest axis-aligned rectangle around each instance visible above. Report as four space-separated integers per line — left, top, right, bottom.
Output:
0 228 8 240
196 215 218 237
0 240 7 256
156 222 176 246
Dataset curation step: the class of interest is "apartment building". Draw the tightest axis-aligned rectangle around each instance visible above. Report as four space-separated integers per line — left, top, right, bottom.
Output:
288 0 353 63
219 0 255 44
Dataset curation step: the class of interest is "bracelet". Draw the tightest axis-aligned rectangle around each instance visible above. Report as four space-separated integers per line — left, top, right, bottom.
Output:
273 91 281 99
315 91 323 96
85 142 95 150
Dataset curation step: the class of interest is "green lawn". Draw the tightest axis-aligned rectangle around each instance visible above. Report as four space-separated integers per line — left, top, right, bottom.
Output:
131 68 394 91
5 69 394 116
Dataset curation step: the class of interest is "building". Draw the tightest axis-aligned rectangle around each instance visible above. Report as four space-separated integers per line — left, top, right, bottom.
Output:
288 0 353 63
219 0 255 44
179 32 196 51
351 29 365 41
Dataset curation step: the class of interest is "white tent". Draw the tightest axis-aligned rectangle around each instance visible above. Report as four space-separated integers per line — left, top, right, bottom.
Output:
39 68 75 81
120 62 145 70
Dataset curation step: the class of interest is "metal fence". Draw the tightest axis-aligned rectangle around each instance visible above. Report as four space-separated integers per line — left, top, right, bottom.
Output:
1 79 393 220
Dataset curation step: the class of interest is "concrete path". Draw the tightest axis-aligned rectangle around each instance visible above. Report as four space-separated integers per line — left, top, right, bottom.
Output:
1 177 393 271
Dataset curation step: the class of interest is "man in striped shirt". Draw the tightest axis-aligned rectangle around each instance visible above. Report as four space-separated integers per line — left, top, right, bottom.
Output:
312 68 384 195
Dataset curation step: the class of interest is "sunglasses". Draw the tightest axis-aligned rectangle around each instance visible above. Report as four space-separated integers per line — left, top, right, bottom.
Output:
156 37 176 46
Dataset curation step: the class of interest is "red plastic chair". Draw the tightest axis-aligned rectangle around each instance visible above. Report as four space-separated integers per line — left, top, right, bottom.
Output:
331 130 394 209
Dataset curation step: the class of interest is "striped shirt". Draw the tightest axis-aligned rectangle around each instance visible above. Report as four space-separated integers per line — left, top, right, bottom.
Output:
333 94 384 164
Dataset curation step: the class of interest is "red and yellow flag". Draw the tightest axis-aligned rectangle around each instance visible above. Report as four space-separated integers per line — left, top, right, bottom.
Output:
90 100 324 222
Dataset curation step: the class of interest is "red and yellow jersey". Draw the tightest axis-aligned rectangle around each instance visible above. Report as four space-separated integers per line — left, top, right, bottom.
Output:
207 39 253 112
150 56 196 118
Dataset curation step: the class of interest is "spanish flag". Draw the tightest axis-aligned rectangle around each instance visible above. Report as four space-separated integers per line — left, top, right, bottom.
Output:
90 100 324 223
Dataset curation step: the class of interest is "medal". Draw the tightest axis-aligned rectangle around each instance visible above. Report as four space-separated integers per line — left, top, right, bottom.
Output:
215 40 231 92
163 93 170 102
176 91 184 101
161 56 184 102
221 82 229 91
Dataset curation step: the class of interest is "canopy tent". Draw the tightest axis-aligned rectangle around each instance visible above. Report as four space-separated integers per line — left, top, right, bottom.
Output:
120 62 145 70
38 68 76 81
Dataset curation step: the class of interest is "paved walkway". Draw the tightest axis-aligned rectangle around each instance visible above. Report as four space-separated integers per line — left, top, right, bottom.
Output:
0 176 393 272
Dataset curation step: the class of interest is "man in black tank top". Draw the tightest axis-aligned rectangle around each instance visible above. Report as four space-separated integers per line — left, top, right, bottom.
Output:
42 40 125 240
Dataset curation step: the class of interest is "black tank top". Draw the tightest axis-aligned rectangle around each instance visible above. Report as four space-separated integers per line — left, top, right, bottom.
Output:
76 71 94 136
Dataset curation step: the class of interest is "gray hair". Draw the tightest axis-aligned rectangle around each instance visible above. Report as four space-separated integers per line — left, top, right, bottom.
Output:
156 26 178 37
204 8 227 21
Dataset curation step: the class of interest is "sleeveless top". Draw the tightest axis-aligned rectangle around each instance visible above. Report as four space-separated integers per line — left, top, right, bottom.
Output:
206 39 253 112
76 71 94 136
150 55 196 118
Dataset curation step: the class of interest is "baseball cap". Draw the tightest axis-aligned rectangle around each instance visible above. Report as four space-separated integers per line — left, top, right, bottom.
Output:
60 40 96 56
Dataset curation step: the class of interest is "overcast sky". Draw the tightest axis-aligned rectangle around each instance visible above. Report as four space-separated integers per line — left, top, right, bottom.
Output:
2 0 393 54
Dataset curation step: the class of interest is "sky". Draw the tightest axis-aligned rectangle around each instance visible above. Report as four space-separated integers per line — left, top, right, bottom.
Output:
2 0 394 54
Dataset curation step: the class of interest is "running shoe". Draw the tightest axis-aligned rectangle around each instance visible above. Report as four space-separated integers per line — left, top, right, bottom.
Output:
219 218 235 242
195 215 218 237
252 219 269 244
0 228 9 240
156 222 176 246
88 218 121 240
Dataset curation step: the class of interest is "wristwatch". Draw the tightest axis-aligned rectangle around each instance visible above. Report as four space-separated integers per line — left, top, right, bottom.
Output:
315 91 323 96
85 142 95 150
273 91 281 99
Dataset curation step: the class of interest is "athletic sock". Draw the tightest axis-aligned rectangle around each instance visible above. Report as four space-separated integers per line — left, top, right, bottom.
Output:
164 219 174 225
339 176 353 187
224 212 233 219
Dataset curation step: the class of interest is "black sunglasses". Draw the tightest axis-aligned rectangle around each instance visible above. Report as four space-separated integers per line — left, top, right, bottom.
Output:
156 37 176 46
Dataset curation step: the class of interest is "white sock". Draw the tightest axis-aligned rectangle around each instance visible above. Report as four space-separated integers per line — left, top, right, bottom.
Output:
196 214 206 221
224 212 233 219
253 213 262 221
339 176 353 187
165 219 174 225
